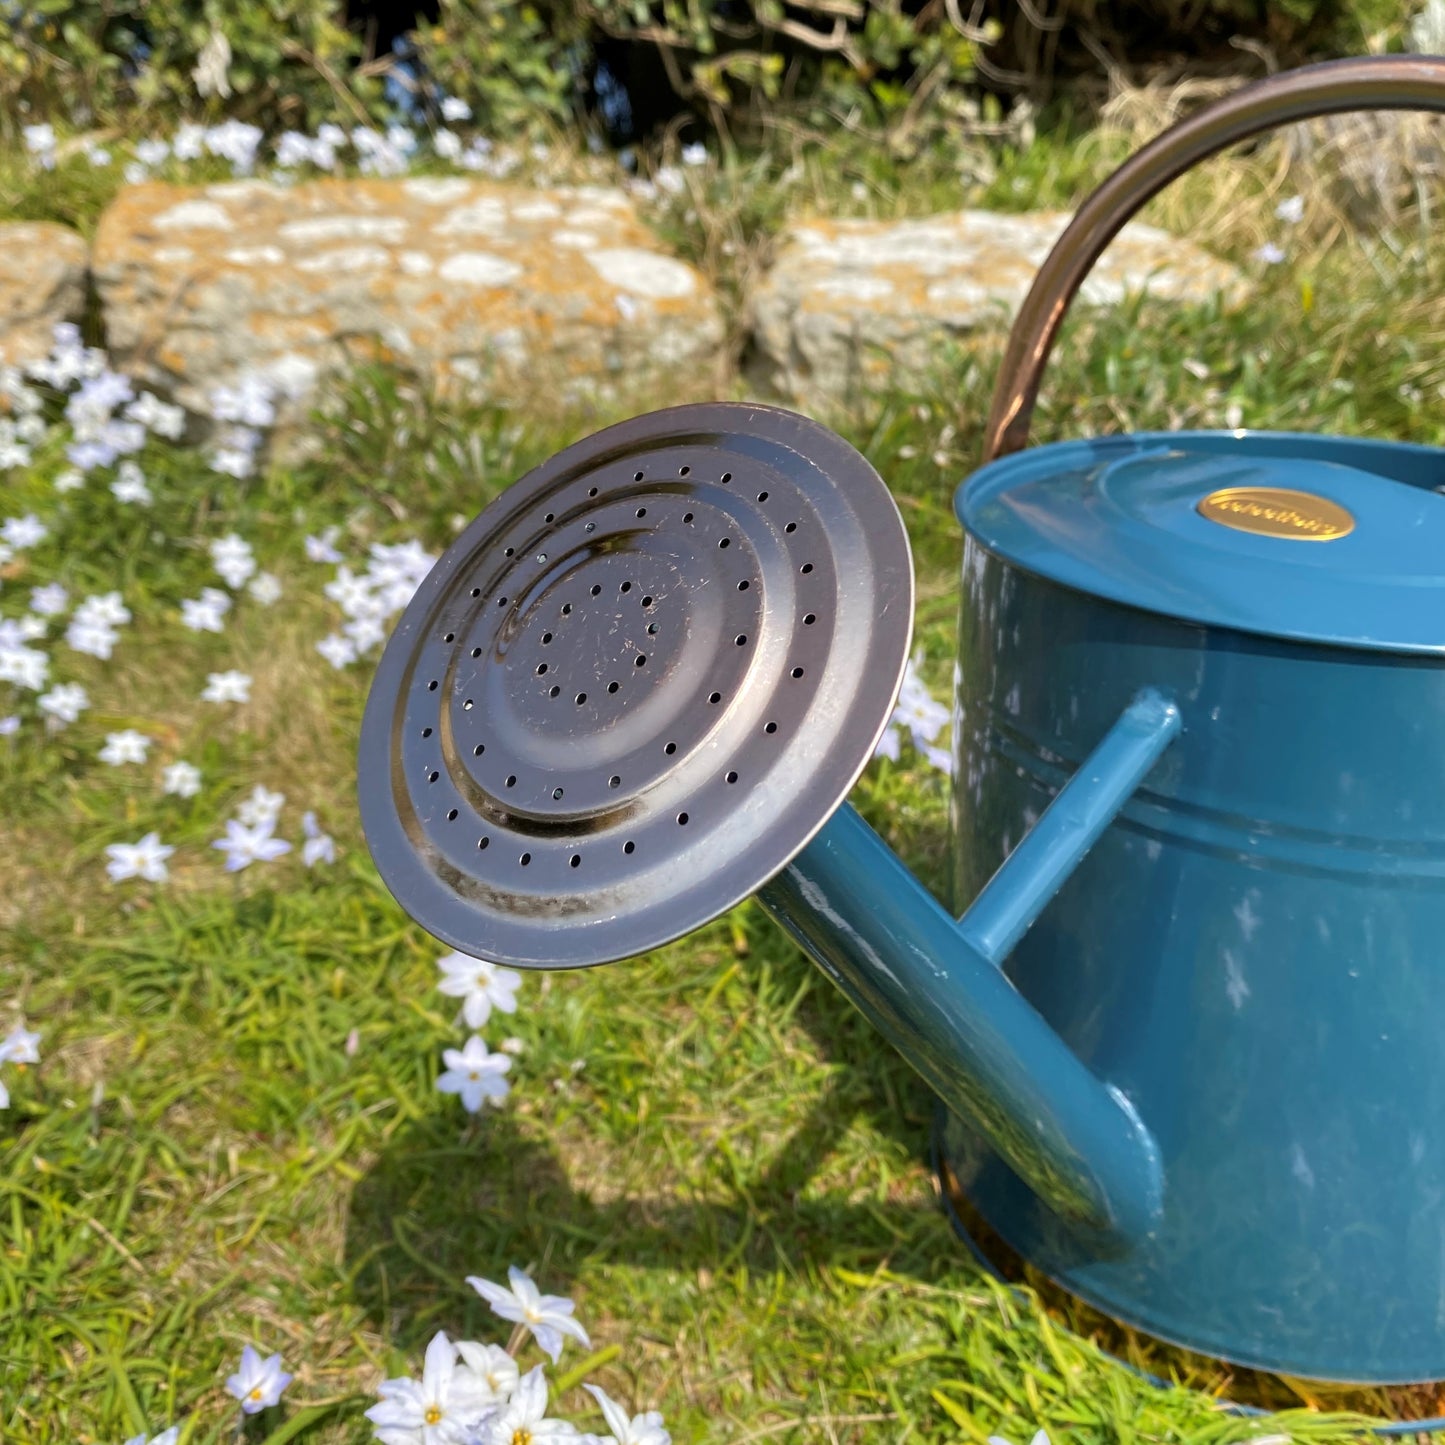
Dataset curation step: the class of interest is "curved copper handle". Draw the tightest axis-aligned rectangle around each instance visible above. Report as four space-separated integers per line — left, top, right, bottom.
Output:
983 54 1445 464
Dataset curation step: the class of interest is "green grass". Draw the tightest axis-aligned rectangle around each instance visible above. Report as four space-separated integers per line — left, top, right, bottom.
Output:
5 164 1445 1445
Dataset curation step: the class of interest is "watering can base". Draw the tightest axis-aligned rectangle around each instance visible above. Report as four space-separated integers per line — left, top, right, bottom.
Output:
935 1109 1445 1387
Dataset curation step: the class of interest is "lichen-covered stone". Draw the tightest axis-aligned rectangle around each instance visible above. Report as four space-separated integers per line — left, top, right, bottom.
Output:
749 210 1244 407
0 223 89 369
92 178 725 424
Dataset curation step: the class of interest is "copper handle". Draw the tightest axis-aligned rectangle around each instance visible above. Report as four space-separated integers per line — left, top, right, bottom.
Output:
983 54 1445 464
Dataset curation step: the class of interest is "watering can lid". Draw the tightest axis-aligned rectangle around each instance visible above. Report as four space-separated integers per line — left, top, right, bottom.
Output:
957 429 1445 656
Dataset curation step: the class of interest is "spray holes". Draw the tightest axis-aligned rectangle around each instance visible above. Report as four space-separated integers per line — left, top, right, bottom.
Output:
428 769 440 783
709 691 721 704
609 775 622 788
478 836 490 850
719 537 731 549
591 584 602 596
427 679 439 691
584 521 595 534
677 811 689 825
474 743 485 756
422 726 433 738
542 632 553 644
506 774 517 788
608 681 620 694
721 472 732 483
634 470 644 481
544 512 554 523
791 666 805 679
576 692 588 705
735 634 747 647
472 646 483 658
757 490 769 502
785 522 797 534
664 741 677 755
520 852 532 866
801 562 814 575
635 654 647 667
447 808 458 821
624 840 636 854
620 581 632 594
549 685 560 698
726 770 739 784
463 698 474 710
588 486 599 497
765 721 778 734
680 465 691 477
444 632 455 643
498 595 509 607
471 587 482 597
683 512 694 524
536 664 548 676
647 622 659 635
642 595 653 607
562 602 573 615
737 580 749 591
570 854 581 868
635 508 647 519
505 547 515 557
553 787 564 800
803 612 816 626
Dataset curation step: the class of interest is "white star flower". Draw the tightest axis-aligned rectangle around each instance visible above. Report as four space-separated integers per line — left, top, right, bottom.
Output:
465 1267 589 1364
301 811 335 867
1 513 46 549
453 1341 519 1408
585 1383 671 1445
38 682 88 727
481 1365 580 1444
365 1331 500 1445
0 716 18 736
180 587 231 633
210 532 257 589
0 1021 41 1112
989 1431 1051 1445
162 760 202 798
104 832 174 883
225 1344 293 1415
74 592 131 627
304 528 343 564
53 468 84 493
1275 194 1305 224
248 572 282 606
201 670 252 704
99 729 151 766
680 141 707 167
122 1428 181 1445
211 819 291 872
111 461 152 504
316 633 358 669
440 96 473 122
437 951 522 1030
1253 242 1286 265
0 644 48 691
236 784 285 829
65 619 118 660
29 583 68 617
437 1035 512 1114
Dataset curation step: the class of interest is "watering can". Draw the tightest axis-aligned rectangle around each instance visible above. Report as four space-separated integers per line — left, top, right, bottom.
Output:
359 55 1445 1384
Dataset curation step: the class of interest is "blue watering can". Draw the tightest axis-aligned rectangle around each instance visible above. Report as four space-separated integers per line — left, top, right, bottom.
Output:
360 54 1445 1385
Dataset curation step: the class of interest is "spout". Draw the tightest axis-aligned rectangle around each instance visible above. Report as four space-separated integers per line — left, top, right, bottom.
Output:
756 691 1180 1244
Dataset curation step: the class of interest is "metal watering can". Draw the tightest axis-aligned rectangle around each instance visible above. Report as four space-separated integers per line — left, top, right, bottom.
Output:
360 55 1445 1384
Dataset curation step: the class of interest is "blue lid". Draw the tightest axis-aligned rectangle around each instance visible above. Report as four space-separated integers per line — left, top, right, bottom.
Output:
957 430 1445 656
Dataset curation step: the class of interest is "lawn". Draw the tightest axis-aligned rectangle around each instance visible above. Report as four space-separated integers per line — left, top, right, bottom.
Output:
4 123 1445 1445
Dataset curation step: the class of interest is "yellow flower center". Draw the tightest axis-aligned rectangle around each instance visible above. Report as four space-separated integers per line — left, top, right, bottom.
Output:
249 1388 264 1401
468 1070 480 1080
512 1430 533 1445
476 973 489 985
425 1405 444 1425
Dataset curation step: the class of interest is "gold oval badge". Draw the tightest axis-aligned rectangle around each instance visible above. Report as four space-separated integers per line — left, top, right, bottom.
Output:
1197 486 1354 541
